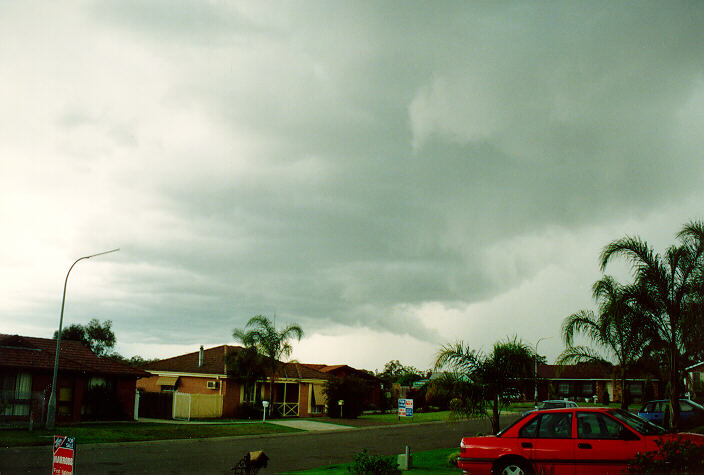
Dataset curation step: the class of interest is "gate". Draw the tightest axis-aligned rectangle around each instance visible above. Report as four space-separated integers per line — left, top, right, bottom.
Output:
138 392 173 419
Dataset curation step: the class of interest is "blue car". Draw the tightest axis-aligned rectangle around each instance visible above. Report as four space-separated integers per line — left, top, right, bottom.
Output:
637 399 704 430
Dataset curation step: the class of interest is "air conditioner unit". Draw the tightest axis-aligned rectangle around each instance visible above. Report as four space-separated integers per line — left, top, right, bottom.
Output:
207 380 219 389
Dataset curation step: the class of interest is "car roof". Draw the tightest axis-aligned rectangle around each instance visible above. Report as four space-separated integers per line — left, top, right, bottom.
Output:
642 399 694 404
534 406 610 413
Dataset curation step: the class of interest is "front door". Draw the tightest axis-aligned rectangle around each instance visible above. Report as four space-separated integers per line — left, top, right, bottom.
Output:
573 411 645 475
519 411 575 475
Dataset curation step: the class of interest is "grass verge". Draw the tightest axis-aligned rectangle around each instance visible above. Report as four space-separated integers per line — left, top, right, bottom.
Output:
282 447 460 474
0 421 301 447
358 411 452 424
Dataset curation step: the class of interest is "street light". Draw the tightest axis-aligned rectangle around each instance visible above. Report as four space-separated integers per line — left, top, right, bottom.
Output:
534 336 552 406
46 248 119 430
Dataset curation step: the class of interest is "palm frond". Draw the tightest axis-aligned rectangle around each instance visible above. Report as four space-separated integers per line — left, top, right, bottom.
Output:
556 346 609 366
562 310 600 346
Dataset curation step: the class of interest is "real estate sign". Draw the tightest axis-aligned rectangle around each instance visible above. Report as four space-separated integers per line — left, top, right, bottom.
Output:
53 435 75 475
398 398 413 417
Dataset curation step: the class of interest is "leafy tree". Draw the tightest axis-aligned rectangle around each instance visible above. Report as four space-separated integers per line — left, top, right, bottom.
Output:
324 375 368 419
54 323 87 344
53 318 116 357
376 360 425 385
232 315 303 411
107 353 159 368
600 220 704 429
434 336 534 434
558 275 647 409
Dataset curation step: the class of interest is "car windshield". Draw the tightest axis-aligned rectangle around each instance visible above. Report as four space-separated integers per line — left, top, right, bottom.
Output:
609 409 665 435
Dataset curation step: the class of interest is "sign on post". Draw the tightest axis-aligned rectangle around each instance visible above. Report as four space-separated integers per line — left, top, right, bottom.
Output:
398 398 414 420
53 435 75 475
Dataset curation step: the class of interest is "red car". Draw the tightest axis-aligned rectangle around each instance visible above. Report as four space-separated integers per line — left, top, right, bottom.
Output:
458 407 704 475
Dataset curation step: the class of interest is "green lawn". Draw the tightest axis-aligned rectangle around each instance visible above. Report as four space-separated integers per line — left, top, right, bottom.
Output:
0 421 301 448
282 447 460 474
359 410 453 424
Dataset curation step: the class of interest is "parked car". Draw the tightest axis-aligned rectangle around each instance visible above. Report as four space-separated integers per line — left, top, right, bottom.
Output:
522 399 578 416
457 407 704 475
637 398 704 430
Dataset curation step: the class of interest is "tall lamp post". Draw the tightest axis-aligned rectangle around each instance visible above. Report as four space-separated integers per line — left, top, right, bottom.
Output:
534 336 552 406
46 248 119 430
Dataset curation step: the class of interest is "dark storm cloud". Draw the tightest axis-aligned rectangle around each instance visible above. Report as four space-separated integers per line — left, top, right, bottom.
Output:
2 1 703 366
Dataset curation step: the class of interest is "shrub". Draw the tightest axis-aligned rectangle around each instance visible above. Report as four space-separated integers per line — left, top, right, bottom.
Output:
627 437 704 473
235 401 263 420
447 451 460 467
348 449 400 474
325 376 369 419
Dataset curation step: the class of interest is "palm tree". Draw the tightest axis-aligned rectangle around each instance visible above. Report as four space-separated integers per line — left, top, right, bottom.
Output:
435 337 534 434
600 220 704 429
558 276 646 410
232 315 304 413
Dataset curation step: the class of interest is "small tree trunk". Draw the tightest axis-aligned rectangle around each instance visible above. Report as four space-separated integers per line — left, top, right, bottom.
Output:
669 348 680 430
620 368 628 411
492 395 500 434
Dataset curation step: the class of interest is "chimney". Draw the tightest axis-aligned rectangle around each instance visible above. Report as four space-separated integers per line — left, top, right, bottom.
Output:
199 345 204 367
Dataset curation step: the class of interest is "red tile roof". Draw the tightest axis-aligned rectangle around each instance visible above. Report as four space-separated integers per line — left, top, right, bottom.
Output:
538 364 655 380
146 345 239 374
301 363 380 381
0 334 148 377
145 345 331 380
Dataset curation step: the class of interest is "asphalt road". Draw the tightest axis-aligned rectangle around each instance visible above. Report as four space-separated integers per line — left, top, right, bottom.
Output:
0 416 518 474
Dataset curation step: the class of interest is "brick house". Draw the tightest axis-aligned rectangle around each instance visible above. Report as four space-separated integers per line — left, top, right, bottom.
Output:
0 334 147 424
302 364 383 409
137 345 331 419
536 364 661 404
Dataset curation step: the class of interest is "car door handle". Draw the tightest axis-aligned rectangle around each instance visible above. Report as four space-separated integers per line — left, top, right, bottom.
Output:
521 442 532 448
578 443 592 449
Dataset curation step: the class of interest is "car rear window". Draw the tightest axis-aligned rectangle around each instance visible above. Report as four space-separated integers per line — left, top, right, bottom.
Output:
519 412 572 439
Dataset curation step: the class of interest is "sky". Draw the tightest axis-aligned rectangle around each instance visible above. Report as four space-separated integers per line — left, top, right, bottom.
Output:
1 1 703 373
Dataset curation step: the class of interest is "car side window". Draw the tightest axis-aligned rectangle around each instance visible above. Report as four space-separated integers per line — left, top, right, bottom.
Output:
577 412 624 439
643 403 654 412
536 413 572 439
680 401 693 412
519 416 538 438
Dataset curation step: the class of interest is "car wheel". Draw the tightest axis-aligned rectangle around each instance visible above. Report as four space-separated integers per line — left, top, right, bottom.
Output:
494 459 532 475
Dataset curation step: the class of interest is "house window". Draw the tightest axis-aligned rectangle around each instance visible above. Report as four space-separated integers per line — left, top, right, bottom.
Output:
628 383 643 396
89 377 107 388
582 383 593 396
0 372 32 417
241 382 258 402
558 383 570 395
58 386 73 417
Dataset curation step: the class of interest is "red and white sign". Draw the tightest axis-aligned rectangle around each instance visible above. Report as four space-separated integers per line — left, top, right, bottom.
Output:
53 435 75 475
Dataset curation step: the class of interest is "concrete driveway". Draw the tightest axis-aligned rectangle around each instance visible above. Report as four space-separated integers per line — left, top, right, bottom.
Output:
268 419 353 431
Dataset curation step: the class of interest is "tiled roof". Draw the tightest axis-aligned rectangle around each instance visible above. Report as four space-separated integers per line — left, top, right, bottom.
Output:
0 334 148 377
278 362 330 380
538 364 655 380
301 363 380 381
145 345 331 381
145 345 240 374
